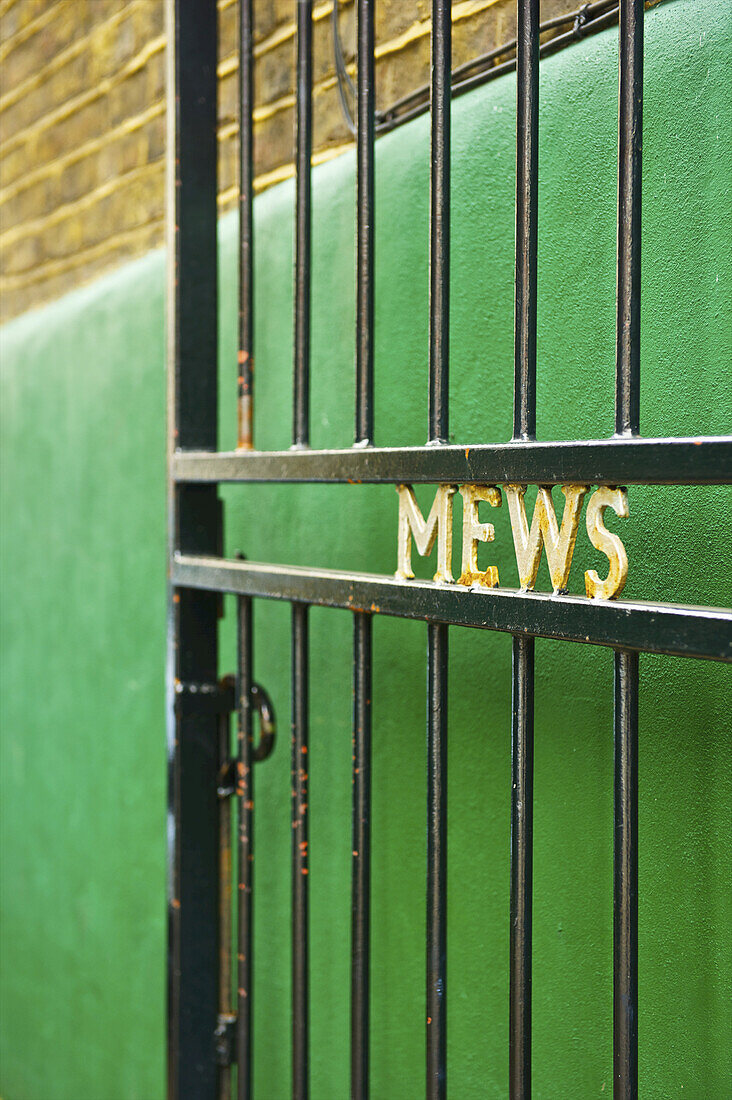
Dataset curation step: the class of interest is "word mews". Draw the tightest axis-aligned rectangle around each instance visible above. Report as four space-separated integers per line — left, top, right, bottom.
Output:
395 483 629 600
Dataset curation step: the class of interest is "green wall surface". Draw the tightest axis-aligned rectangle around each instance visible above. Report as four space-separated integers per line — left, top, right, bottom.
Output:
1 0 730 1096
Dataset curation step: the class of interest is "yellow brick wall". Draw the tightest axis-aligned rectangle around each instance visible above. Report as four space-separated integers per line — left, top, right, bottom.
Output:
1 0 574 321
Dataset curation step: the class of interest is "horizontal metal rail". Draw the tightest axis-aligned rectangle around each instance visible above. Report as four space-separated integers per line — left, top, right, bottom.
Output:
172 436 732 485
172 554 732 661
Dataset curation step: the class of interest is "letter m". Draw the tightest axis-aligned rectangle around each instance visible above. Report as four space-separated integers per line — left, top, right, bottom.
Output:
395 484 456 583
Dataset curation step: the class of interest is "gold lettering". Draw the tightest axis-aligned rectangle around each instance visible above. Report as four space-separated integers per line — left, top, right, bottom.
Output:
584 487 629 599
504 484 589 592
458 484 502 587
395 483 457 583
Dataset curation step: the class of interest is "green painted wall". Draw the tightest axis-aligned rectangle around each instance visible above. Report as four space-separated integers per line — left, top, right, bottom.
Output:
1 1 730 1096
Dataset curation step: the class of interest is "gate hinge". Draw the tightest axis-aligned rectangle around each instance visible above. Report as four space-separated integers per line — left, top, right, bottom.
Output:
214 1013 237 1066
173 678 236 716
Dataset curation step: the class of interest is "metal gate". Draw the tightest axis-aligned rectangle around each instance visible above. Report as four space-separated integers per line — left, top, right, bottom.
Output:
166 1 732 1097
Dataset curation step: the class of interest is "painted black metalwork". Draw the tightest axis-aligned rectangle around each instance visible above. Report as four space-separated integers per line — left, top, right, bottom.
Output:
356 0 375 446
236 597 254 1099
351 612 372 1100
217 688 236 1100
426 5 451 1092
616 0 643 439
291 602 310 1099
614 649 639 1098
613 1 643 1093
426 621 448 1099
167 0 731 1095
237 0 254 450
429 0 451 444
167 1 219 1097
173 436 732 486
294 0 313 448
173 555 732 663
514 0 539 443
510 635 535 1097
511 2 539 1092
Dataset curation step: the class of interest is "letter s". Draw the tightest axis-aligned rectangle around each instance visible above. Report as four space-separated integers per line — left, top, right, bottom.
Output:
584 487 629 600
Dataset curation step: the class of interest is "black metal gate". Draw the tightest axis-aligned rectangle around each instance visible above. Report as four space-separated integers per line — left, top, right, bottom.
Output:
166 2 732 1098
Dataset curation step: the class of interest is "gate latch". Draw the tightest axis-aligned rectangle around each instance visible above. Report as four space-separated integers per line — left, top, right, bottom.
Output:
217 680 277 798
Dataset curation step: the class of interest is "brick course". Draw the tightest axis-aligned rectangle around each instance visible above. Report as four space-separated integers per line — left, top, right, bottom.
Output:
1 0 576 320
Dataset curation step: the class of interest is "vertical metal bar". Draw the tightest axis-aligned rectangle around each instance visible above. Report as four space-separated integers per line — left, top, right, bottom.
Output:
237 598 254 1099
237 0 254 450
426 621 448 1099
293 0 313 447
510 0 538 1091
509 635 534 1098
614 4 642 1091
355 0 375 446
428 0 451 444
166 0 220 1095
615 0 643 438
613 650 639 1099
351 612 372 1099
292 603 310 1099
218 704 234 1100
513 0 539 442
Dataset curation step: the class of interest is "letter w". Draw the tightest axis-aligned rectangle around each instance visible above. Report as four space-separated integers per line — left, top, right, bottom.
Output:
395 484 456 583
504 484 588 592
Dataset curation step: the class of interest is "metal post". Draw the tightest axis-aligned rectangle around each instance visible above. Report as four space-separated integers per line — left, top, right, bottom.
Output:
291 603 310 1098
166 0 220 1095
237 0 254 450
428 0 451 445
355 0 375 446
426 620 448 1099
351 611 372 1099
293 0 313 447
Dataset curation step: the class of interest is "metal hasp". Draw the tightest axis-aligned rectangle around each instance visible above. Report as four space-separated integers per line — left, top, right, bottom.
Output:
166 0 732 1096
